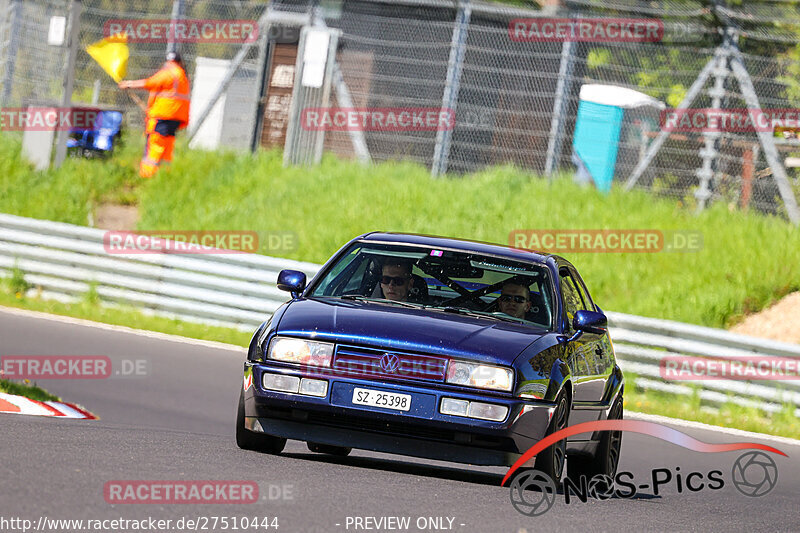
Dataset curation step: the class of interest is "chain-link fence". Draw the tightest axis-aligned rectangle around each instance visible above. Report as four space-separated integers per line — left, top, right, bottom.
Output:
2 0 800 220
276 0 800 221
0 0 70 106
0 0 269 147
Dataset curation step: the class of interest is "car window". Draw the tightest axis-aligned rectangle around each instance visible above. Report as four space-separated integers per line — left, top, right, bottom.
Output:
307 242 554 329
572 271 595 312
559 267 587 328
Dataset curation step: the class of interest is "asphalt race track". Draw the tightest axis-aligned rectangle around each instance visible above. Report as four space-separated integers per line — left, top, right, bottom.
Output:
2 307 799 533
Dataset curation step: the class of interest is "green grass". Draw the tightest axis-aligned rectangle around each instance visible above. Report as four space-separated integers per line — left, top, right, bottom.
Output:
0 134 142 224
624 376 800 439
3 132 800 328
141 149 800 329
0 378 61 402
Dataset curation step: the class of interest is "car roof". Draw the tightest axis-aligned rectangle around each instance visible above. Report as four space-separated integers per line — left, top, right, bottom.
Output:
357 232 562 265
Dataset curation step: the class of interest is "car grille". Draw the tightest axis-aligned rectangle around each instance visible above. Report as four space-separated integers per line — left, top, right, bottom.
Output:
333 345 448 382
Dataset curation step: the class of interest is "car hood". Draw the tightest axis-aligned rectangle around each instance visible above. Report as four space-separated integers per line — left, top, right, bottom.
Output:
275 298 547 366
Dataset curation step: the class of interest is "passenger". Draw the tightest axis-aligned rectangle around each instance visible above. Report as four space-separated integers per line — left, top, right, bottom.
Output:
380 261 415 302
497 281 531 319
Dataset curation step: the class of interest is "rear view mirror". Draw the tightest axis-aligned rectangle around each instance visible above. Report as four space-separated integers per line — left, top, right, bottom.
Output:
419 260 484 279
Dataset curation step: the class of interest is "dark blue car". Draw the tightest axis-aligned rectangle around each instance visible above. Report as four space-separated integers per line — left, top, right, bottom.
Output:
237 233 624 484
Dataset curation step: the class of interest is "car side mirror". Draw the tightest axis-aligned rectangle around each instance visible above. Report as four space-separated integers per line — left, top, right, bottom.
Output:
566 310 607 342
277 269 306 298
573 310 607 334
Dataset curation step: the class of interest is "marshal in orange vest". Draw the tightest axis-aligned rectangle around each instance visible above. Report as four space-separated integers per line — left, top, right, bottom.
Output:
119 51 191 178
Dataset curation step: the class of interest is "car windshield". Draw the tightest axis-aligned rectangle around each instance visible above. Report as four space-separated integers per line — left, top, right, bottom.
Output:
308 241 553 329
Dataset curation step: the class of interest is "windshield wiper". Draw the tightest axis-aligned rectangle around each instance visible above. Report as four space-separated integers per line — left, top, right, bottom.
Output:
339 295 424 309
434 306 527 324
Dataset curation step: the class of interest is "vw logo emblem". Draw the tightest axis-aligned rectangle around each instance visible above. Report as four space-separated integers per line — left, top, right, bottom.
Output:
379 353 401 373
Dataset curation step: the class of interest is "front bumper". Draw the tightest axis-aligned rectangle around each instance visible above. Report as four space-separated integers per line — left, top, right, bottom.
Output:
242 363 556 466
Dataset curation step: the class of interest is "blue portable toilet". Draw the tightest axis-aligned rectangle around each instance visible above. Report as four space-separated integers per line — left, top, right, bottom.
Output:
572 84 664 193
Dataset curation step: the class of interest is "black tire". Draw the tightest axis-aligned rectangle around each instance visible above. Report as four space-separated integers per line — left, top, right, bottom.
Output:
534 391 569 485
236 390 286 454
568 396 623 486
307 442 352 456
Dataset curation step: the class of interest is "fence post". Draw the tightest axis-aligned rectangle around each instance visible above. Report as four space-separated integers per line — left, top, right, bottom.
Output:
431 0 471 178
729 42 800 225
694 40 730 211
544 39 575 178
53 0 81 168
283 26 340 167
167 0 186 56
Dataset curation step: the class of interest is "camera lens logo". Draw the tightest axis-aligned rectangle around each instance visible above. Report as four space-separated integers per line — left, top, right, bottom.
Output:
731 451 778 497
587 474 615 500
509 470 556 516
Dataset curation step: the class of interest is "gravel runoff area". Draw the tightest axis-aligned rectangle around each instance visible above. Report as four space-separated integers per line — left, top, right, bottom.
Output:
731 292 800 344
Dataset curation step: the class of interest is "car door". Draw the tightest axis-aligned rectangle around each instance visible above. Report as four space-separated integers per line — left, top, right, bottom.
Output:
570 266 614 404
558 266 606 404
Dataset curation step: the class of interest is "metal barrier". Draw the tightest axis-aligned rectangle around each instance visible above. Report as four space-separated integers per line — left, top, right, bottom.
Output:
607 312 800 416
0 213 319 330
1 213 798 414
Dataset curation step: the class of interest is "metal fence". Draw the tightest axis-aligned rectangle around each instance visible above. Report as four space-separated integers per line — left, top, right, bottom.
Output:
1 212 798 416
2 0 800 218
296 0 800 220
0 0 268 149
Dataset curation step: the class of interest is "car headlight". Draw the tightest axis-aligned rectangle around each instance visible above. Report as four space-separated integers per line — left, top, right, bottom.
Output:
267 337 334 367
446 361 514 392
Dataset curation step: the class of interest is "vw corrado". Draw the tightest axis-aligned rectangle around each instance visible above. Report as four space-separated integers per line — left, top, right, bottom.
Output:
237 233 624 483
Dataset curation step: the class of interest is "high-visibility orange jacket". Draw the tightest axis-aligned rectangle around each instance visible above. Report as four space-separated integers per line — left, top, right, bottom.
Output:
143 61 190 126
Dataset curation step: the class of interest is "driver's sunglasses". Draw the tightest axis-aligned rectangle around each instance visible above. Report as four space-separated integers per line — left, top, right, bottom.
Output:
500 294 528 303
381 275 410 286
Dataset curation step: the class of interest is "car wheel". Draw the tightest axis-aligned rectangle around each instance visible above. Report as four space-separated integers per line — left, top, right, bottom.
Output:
307 442 352 456
236 390 286 454
534 391 569 485
568 395 623 486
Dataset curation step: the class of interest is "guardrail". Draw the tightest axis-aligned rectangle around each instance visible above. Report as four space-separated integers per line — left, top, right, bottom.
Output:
1 213 798 415
0 213 319 330
607 312 800 416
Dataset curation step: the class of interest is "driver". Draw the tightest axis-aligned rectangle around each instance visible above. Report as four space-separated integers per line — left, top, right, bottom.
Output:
497 281 531 319
380 260 415 302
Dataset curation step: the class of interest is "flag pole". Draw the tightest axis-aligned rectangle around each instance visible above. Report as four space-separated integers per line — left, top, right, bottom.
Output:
125 90 147 113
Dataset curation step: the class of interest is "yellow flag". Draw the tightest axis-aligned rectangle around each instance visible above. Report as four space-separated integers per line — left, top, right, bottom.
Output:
86 33 129 83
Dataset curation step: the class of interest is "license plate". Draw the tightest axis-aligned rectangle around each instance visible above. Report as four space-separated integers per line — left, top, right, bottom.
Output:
352 388 411 411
